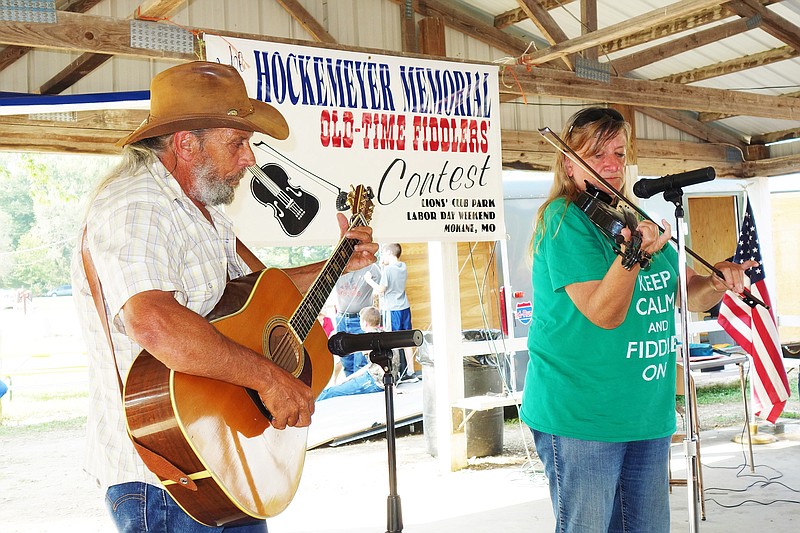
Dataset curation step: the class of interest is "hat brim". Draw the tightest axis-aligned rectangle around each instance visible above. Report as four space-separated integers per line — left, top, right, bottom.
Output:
117 98 289 147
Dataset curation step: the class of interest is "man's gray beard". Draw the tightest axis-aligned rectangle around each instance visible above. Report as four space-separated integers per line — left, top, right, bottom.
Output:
191 158 241 206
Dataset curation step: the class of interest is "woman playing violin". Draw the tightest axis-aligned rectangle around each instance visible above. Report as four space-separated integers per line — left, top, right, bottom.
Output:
519 106 755 533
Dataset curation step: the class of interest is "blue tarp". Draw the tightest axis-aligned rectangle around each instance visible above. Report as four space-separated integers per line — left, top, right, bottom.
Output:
0 90 150 114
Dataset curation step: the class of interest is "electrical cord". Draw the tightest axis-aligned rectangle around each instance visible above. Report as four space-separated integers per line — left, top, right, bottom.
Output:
700 419 800 509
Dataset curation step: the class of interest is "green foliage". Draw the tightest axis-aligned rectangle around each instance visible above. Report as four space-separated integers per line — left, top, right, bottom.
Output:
0 151 339 293
0 152 117 293
255 245 334 269
0 157 35 250
695 382 742 405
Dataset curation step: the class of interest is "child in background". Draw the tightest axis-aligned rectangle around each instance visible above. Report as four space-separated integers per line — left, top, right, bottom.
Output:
316 306 398 401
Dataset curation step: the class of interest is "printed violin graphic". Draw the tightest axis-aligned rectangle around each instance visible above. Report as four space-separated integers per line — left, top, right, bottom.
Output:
249 163 320 237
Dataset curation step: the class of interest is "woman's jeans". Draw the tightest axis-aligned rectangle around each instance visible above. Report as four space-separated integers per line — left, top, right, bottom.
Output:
532 429 671 533
105 482 268 532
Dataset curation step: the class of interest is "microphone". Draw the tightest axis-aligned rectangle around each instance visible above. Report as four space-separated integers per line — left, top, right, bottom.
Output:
633 167 715 199
328 330 423 356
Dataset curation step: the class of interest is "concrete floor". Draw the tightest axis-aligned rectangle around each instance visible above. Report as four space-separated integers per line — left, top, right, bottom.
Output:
264 359 800 532
268 419 800 533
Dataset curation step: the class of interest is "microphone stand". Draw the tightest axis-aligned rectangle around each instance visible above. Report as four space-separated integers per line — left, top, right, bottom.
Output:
369 347 404 533
663 187 702 532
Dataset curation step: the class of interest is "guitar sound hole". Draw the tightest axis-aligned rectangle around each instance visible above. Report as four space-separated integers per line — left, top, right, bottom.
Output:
268 325 302 375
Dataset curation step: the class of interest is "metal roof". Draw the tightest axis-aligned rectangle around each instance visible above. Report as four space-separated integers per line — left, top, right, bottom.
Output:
0 0 798 173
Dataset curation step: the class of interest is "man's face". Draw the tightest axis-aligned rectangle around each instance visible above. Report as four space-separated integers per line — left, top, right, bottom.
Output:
190 128 256 206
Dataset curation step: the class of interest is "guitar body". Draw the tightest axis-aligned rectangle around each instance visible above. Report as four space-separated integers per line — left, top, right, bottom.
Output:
124 268 333 526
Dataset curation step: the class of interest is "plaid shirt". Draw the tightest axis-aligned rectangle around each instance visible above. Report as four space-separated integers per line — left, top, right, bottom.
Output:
71 160 249 490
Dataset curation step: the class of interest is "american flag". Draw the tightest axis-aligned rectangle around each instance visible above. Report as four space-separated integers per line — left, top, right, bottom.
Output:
717 199 790 423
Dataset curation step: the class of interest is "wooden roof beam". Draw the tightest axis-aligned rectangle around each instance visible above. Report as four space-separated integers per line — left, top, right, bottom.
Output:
610 16 757 75
39 0 188 95
494 0 575 30
502 65 800 121
521 0 726 66
751 127 800 146
275 0 336 44
387 0 536 57
655 46 798 84
516 0 573 69
0 0 104 72
581 0 598 62
501 129 747 177
636 108 745 148
0 11 192 59
727 0 800 50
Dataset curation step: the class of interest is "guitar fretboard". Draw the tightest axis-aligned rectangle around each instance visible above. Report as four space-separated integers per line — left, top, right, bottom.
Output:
289 213 367 340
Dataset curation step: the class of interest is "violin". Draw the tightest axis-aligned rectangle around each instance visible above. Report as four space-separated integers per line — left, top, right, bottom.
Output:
576 182 626 242
576 182 651 270
540 126 767 310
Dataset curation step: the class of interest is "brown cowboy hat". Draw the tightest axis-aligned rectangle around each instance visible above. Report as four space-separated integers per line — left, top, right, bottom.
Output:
117 61 289 147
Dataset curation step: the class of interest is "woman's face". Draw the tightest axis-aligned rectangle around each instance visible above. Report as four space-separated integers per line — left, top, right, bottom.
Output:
565 131 627 195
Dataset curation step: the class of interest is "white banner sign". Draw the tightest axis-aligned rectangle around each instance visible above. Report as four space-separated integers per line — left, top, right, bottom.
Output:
205 35 504 245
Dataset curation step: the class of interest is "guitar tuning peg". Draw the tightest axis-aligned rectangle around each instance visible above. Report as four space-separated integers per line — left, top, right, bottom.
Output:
335 191 349 211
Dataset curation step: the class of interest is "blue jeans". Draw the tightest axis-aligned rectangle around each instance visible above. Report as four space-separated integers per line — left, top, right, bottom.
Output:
383 308 412 376
317 371 382 401
334 313 368 375
105 482 267 532
532 430 670 533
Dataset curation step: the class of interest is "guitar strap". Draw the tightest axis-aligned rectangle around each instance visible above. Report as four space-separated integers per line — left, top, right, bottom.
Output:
80 229 198 491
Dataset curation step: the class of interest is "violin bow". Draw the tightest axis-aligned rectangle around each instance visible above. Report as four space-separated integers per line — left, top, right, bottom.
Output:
538 127 768 310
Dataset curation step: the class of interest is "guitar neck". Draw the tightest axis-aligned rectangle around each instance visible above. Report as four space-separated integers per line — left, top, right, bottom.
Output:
289 213 366 340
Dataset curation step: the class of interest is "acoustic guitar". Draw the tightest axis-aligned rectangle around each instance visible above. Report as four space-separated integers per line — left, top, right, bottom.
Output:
123 185 375 527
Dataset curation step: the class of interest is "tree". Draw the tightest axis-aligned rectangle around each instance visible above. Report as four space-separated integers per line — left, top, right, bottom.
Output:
0 156 35 250
0 152 116 293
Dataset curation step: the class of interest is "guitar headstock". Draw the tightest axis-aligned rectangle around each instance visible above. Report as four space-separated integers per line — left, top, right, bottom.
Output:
347 185 374 226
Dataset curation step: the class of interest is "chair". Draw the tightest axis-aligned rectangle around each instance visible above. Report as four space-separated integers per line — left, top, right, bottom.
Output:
669 363 706 520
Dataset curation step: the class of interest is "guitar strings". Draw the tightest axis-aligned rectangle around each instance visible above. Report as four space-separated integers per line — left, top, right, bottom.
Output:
267 213 366 375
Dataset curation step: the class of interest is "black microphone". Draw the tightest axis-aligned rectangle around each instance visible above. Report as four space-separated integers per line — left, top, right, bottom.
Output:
633 167 715 199
328 330 423 356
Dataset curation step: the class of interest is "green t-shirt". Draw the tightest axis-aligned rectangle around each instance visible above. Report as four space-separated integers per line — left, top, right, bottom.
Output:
520 198 678 442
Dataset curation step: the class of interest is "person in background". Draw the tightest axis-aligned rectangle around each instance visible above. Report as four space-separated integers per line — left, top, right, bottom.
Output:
365 243 416 381
71 61 377 533
520 106 755 533
316 306 397 401
332 263 381 376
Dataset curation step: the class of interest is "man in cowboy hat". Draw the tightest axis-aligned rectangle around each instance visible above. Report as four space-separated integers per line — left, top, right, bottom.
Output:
72 61 377 532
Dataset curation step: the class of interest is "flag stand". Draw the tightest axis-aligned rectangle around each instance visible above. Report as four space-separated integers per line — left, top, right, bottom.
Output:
663 187 702 532
733 423 777 445
732 364 757 472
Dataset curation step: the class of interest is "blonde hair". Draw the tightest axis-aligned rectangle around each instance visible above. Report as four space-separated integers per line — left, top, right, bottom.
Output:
359 306 381 329
529 107 631 258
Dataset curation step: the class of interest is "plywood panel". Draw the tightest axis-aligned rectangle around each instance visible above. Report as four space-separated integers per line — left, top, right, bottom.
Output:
399 242 500 333
687 196 738 275
771 192 800 343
